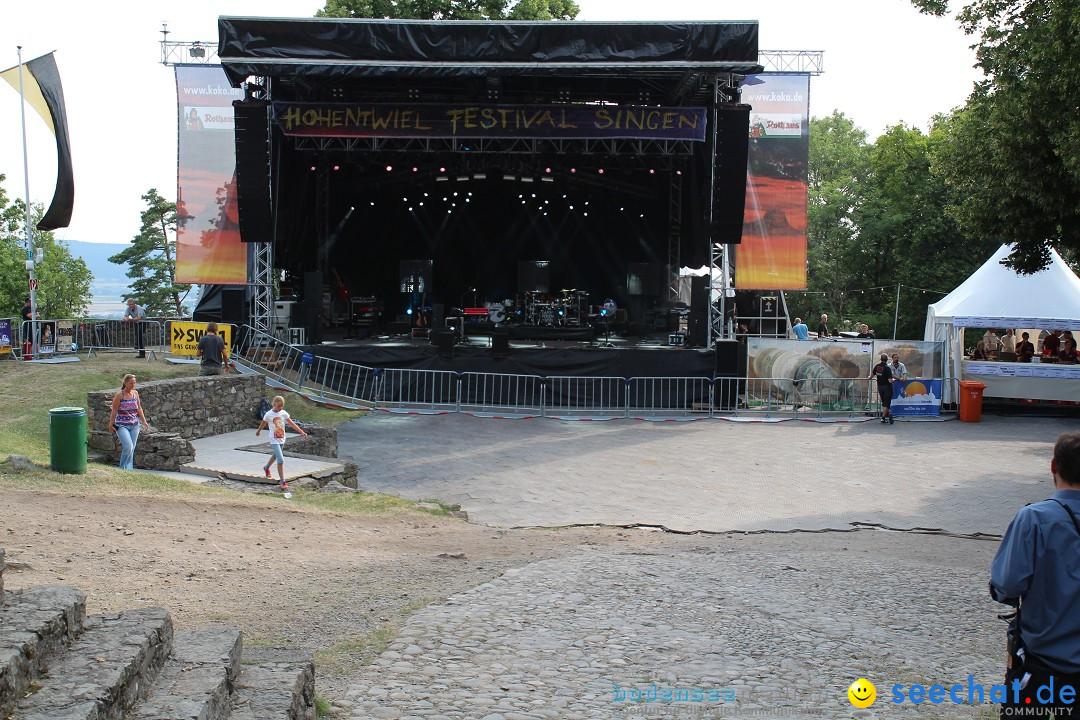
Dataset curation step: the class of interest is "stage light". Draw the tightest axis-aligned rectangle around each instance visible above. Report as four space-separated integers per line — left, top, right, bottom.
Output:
453 192 458 197
443 197 448 201
467 192 473 197
370 201 375 206
188 44 206 58
457 175 469 182
569 205 574 209
413 166 419 172
598 168 605 174
465 198 470 202
424 192 429 197
544 200 549 204
557 309 564 316
439 167 446 172
403 197 408 202
620 207 624 211
406 308 414 315
584 212 588 217
521 177 534 183
309 166 316 171
504 174 516 181
545 167 552 173
541 177 554 183
531 193 536 198
676 170 683 175
333 165 340 171
562 194 567 198
518 194 523 198
386 165 393 172
639 214 644 218
649 169 656 174
419 202 424 206
473 173 486 180
436 176 448 182
452 203 456 207
570 168 576 173
585 201 589 205
409 206 415 211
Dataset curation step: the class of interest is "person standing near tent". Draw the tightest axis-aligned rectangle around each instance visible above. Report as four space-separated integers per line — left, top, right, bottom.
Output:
1018 333 1036 362
983 329 1002 356
870 353 895 424
1002 329 1016 354
817 314 829 338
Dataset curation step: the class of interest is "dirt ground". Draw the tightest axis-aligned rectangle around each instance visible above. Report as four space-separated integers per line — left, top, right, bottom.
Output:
0 488 681 709
1 488 999 714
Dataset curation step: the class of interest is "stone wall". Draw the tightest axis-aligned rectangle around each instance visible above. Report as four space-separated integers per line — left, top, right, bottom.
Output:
87 375 266 468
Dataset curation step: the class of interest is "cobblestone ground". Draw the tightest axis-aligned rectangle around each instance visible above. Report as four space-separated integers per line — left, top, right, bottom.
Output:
344 534 1002 720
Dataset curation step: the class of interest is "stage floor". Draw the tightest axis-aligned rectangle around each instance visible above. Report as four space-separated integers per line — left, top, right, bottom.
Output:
302 327 720 378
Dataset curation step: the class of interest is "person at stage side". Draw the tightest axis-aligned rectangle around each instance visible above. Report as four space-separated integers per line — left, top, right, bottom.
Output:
983 329 1002 356
20 297 38 347
123 298 147 358
108 373 150 470
1001 329 1016 354
889 353 908 382
857 323 875 339
791 317 809 341
1059 338 1078 364
971 341 988 361
990 431 1080 718
1017 332 1036 362
817 314 829 338
870 352 895 424
195 322 228 376
1043 330 1061 356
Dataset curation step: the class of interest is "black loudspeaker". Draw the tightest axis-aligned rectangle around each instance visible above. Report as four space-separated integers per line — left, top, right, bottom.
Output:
304 272 323 309
711 104 751 245
431 303 445 330
688 275 709 347
220 289 246 325
714 339 746 409
433 329 454 356
233 101 272 242
492 331 510 357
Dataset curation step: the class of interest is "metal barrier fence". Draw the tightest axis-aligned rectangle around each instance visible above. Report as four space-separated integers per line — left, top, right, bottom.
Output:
76 318 168 356
459 372 544 416
225 325 898 420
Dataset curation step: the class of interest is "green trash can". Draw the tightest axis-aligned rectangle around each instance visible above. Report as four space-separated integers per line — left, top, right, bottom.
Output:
49 407 87 474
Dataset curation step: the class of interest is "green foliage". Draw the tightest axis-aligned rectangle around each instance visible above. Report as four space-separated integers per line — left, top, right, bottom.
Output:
799 116 998 339
317 0 578 19
109 189 191 318
909 0 1080 272
0 173 92 319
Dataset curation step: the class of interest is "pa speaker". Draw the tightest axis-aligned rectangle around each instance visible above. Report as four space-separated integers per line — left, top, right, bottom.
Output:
233 100 272 242
492 331 510 357
431 303 445 330
711 104 751 245
304 272 324 310
220 289 246 325
433 329 455 356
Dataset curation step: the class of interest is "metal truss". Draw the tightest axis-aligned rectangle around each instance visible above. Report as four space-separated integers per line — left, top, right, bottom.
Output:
251 241 274 334
292 135 696 160
668 175 682 302
159 24 218 66
758 51 824 75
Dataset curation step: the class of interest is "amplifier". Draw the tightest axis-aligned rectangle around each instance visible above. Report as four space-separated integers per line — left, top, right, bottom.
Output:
668 332 686 347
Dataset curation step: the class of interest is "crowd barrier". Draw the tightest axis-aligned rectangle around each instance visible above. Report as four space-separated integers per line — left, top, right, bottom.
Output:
226 325 921 420
77 319 168 357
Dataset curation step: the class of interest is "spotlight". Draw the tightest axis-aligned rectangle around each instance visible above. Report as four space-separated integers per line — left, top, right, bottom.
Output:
413 166 419 172
419 202 424 206
370 201 375 206
620 207 624 211
473 173 486 180
503 174 517 181
531 194 536 198
406 308 414 315
457 175 469 182
545 167 552 173
403 197 408 202
188 44 206 58
562 194 567 198
453 192 458 196
584 212 588 217
409 206 414 211
333 165 340 171
521 177 534 183
676 170 683 176
386 165 393 172
598 168 605 175
541 177 554 183
439 167 446 172
569 205 574 209
424 193 429 197
309 166 316 171
570 168 577 173
436 176 449 182
649 169 656 174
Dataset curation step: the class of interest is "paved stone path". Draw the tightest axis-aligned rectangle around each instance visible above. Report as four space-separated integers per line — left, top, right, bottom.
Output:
336 413 1071 718
343 535 1002 719
339 413 1076 535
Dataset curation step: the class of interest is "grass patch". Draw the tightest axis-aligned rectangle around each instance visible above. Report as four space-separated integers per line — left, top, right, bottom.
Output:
315 695 333 719
315 595 435 676
416 498 462 516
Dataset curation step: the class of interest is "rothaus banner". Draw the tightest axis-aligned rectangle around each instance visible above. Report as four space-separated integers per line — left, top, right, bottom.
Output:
735 74 810 290
272 102 708 141
174 65 247 285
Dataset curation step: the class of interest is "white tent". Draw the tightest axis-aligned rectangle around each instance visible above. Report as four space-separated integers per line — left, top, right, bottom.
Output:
925 244 1080 401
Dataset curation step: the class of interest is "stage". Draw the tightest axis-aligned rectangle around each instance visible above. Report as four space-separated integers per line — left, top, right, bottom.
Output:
303 327 722 378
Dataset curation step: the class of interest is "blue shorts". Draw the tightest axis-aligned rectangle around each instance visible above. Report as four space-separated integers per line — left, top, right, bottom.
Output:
268 443 285 464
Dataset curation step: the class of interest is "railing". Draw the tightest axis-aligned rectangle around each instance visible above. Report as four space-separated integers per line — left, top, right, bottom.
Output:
224 325 906 421
76 319 168 357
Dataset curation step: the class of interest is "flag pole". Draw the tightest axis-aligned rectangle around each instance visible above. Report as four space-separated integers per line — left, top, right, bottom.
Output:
16 46 39 358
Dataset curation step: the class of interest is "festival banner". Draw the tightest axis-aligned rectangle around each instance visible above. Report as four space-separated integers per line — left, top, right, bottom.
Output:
39 321 56 354
0 319 12 354
169 321 234 357
735 74 810 290
889 379 942 417
272 102 707 141
175 66 247 284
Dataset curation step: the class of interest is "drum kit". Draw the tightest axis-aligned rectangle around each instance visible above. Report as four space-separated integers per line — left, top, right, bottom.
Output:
516 289 590 327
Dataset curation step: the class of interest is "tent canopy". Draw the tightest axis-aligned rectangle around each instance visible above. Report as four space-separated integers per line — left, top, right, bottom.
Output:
926 244 1080 333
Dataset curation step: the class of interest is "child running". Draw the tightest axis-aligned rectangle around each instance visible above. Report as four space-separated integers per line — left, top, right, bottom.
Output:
255 395 308 496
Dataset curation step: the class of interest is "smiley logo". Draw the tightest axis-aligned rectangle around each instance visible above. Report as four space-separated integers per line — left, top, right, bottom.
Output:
848 678 876 708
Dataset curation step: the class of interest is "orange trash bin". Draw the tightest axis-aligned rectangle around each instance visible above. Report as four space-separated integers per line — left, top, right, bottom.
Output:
958 380 987 422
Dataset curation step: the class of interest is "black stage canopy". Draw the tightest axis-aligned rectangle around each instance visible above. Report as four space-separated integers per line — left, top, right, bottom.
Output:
219 18 761 83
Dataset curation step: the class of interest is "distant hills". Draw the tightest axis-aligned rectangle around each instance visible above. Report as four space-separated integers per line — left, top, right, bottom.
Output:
65 240 131 317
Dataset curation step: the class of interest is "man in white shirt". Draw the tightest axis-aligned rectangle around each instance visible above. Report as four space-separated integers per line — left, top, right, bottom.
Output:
983 329 1002 356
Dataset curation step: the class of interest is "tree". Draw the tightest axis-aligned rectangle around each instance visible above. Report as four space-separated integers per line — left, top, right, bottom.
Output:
910 0 1080 272
317 0 578 20
0 173 92 319
109 189 191 318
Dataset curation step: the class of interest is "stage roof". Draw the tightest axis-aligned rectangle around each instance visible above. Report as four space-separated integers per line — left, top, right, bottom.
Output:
218 17 761 85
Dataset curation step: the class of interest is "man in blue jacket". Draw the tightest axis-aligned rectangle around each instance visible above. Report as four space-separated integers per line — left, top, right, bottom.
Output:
991 431 1080 716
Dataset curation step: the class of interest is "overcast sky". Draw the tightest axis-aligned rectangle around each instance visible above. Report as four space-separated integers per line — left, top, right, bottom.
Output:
1 0 981 246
